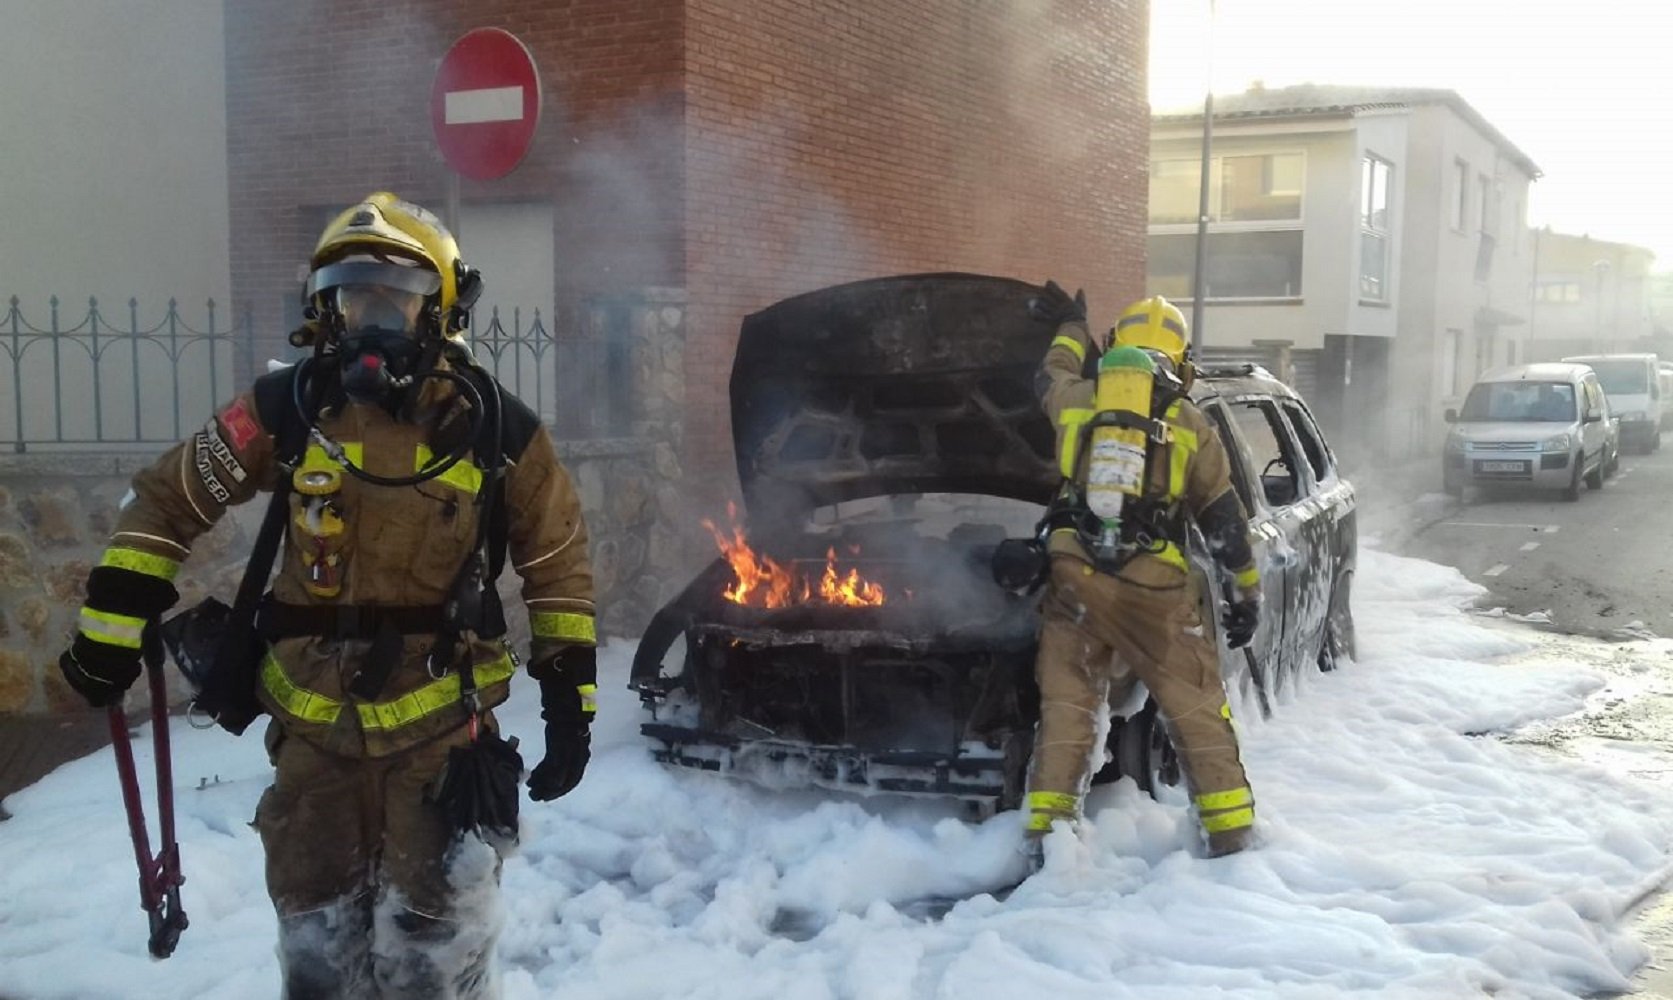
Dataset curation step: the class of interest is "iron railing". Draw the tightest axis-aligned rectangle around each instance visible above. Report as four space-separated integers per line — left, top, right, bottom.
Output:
2 297 627 452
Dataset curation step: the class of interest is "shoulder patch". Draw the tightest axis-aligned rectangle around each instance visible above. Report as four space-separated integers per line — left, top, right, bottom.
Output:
219 399 262 451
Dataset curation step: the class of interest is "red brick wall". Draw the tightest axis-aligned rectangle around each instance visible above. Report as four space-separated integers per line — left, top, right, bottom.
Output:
682 0 1148 502
224 0 1148 507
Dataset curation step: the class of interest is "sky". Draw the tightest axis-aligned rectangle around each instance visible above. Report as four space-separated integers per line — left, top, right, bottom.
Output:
1149 0 1673 267
2 546 1673 999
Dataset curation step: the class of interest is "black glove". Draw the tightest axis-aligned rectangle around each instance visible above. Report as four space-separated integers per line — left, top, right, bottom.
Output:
59 565 178 708
1028 280 1087 327
1222 590 1260 650
991 537 1047 592
526 645 596 802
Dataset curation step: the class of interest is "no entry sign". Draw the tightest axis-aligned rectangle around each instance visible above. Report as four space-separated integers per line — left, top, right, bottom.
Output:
430 28 542 181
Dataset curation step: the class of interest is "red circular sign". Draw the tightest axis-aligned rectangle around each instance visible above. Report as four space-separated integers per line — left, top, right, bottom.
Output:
430 28 542 181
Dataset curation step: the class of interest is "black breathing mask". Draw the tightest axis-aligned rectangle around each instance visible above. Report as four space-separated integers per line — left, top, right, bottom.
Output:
330 282 431 407
338 330 425 406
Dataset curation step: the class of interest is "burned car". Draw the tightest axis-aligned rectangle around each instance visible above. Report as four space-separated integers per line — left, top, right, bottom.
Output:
629 274 1357 810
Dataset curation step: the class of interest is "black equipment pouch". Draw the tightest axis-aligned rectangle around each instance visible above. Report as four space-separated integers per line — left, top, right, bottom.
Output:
991 537 1048 592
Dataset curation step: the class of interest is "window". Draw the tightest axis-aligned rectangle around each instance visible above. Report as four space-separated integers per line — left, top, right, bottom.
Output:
1148 231 1304 300
1281 402 1333 484
1229 400 1304 507
1360 155 1393 301
1148 159 1202 225
1459 381 1576 422
1452 159 1469 231
1536 281 1582 303
1220 153 1303 221
1202 402 1254 512
1147 152 1305 301
1478 174 1495 235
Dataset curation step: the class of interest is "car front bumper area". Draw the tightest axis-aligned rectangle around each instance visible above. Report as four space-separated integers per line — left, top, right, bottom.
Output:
1445 448 1573 489
641 722 1011 799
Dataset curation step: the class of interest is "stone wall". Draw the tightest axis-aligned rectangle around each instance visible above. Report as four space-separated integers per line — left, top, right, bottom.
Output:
0 290 694 716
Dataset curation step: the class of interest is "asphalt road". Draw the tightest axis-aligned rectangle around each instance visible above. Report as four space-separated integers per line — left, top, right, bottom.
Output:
1403 445 1673 641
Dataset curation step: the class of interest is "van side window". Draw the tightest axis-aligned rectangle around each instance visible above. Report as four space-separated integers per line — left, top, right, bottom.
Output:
1228 399 1304 507
1281 402 1333 483
1201 401 1255 512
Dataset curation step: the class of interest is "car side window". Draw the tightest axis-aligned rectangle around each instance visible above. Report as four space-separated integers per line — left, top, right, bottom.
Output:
1228 399 1305 508
1201 400 1256 513
1280 401 1333 484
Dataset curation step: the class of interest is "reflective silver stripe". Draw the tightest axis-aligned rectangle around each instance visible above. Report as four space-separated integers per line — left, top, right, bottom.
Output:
80 608 145 649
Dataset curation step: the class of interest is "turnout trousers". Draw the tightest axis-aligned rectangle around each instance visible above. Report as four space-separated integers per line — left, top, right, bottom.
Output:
1026 554 1255 853
254 722 505 999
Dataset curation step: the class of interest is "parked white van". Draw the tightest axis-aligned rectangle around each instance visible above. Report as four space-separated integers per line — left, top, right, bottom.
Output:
1562 353 1662 453
1443 362 1612 501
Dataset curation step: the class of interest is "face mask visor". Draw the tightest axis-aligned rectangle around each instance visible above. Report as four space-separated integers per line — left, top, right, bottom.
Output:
307 259 441 339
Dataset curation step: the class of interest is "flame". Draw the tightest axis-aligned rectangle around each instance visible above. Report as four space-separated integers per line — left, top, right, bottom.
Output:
702 504 888 608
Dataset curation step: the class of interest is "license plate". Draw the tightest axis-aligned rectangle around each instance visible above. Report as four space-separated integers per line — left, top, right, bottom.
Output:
1479 460 1526 473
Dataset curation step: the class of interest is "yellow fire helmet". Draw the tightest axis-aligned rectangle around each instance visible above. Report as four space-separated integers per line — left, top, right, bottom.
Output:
1112 295 1191 366
301 192 481 344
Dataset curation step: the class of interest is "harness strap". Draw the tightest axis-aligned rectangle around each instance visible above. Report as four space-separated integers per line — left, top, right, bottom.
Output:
257 601 456 640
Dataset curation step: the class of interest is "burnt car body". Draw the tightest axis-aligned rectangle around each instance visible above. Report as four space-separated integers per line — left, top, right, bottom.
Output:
630 274 1357 808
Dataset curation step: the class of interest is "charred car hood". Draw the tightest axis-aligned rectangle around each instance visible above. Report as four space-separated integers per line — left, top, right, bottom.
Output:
731 273 1060 518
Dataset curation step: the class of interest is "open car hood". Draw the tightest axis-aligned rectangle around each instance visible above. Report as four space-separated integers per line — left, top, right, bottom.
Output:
731 273 1060 520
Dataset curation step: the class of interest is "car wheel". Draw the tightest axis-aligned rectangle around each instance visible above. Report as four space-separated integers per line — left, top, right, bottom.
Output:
1114 699 1180 799
1654 430 1663 453
1563 454 1583 501
1605 446 1619 477
1585 453 1605 490
1318 571 1356 672
1443 470 1463 500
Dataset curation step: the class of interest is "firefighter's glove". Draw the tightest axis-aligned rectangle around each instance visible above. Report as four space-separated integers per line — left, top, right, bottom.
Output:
1222 587 1261 650
59 566 178 708
1028 280 1087 327
992 537 1048 592
526 645 596 802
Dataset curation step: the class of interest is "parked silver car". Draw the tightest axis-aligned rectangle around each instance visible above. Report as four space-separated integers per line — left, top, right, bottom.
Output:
1443 362 1611 501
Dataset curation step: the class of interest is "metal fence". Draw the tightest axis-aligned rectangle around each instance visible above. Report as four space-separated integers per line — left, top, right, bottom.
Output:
2 296 625 452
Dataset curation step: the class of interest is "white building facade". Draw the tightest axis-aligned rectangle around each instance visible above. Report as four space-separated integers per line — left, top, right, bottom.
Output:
1150 85 1539 465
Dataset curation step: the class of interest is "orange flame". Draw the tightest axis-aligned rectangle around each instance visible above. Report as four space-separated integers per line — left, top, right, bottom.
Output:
702 504 888 608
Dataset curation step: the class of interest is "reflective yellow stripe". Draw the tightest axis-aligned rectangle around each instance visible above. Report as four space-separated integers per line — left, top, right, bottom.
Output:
79 607 145 649
531 612 596 644
357 653 516 732
260 650 517 731
100 546 181 582
577 683 598 715
1050 334 1086 364
1221 702 1233 721
1025 789 1080 831
1201 806 1255 833
1196 786 1254 811
261 652 340 725
1153 542 1188 572
300 441 361 475
416 445 482 496
1164 400 1199 501
1057 407 1094 478
1235 566 1260 590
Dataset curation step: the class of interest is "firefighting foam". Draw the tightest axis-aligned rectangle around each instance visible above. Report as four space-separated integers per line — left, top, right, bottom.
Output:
702 504 888 608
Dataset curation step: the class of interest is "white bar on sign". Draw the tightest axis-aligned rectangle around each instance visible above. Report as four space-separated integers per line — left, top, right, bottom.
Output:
445 86 524 125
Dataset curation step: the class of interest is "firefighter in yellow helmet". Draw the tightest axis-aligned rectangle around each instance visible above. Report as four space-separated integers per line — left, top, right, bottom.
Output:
59 192 596 997
1022 283 1261 862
